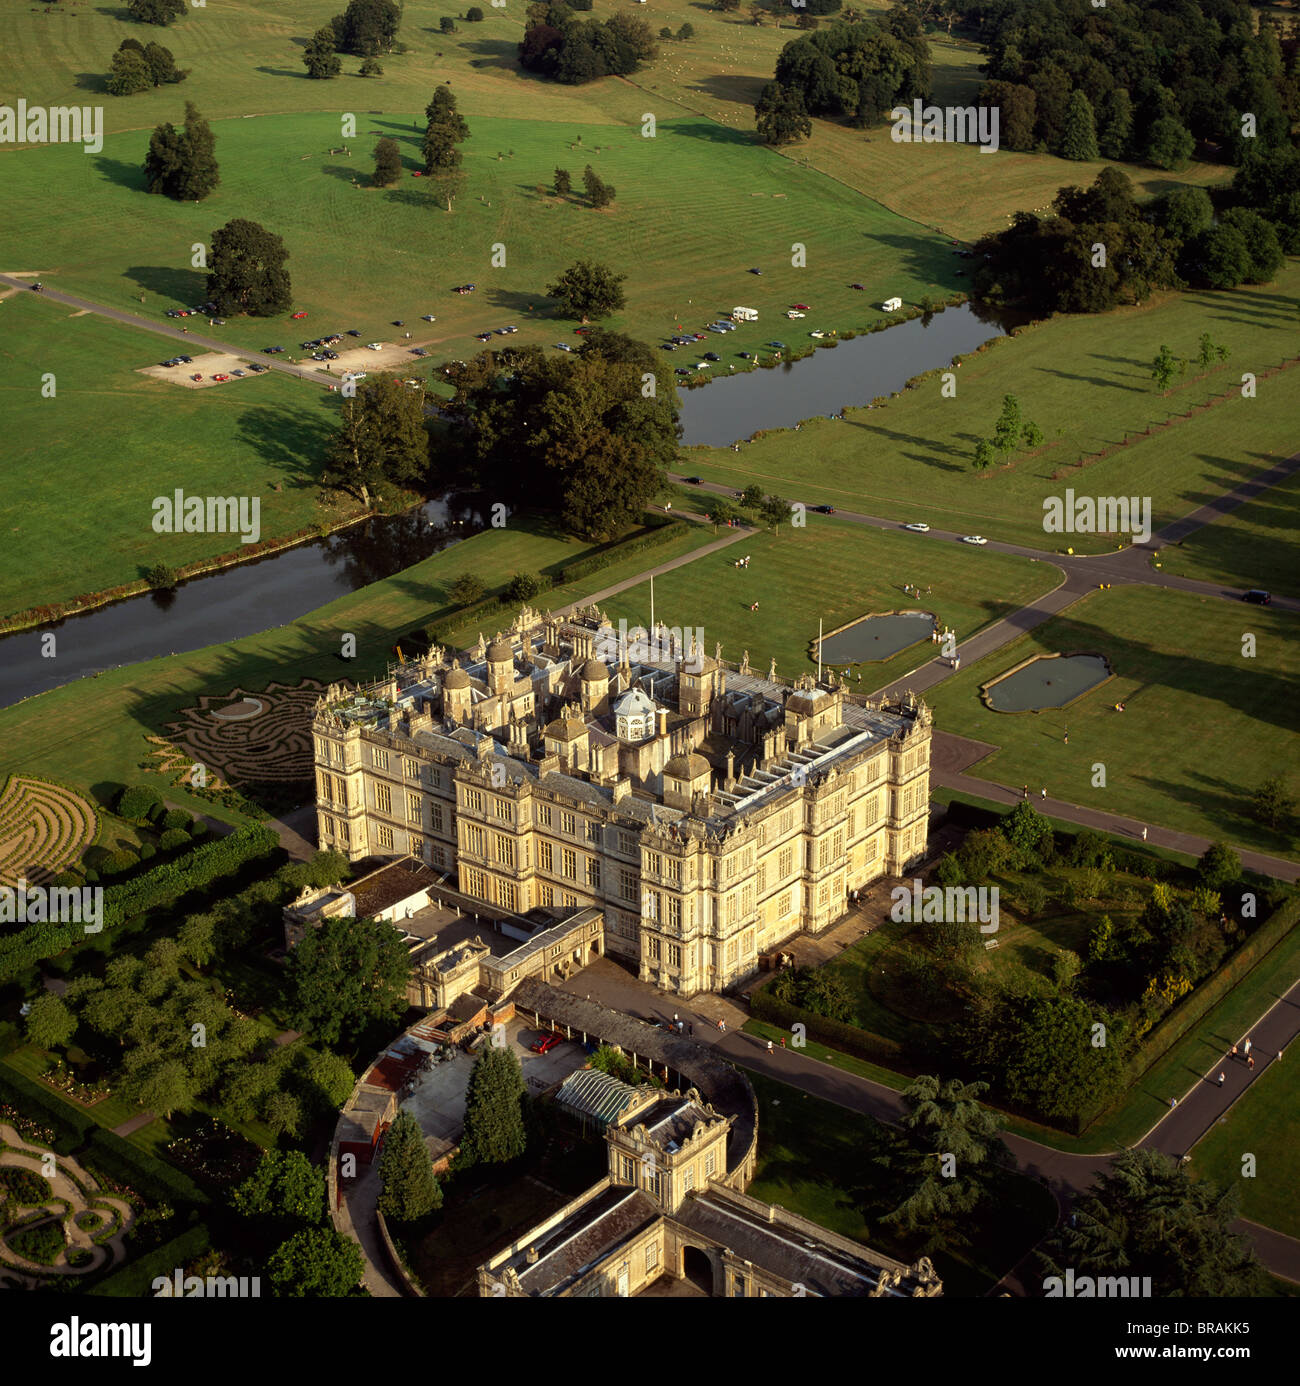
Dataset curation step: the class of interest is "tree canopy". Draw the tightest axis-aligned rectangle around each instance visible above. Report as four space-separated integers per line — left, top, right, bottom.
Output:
331 0 402 56
378 1109 443 1220
320 374 431 506
287 913 411 1047
458 1045 528 1166
545 258 626 321
143 102 218 202
518 4 658 84
267 1226 365 1296
206 218 292 317
128 0 186 25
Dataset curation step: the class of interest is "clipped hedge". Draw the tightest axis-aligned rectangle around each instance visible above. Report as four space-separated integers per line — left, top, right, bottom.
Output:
0 824 281 981
751 985 911 1070
0 1063 97 1153
553 520 686 586
89 1223 210 1298
82 1128 207 1209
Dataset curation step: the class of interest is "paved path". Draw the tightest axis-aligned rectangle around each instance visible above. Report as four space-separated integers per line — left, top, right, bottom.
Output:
335 1155 405 1298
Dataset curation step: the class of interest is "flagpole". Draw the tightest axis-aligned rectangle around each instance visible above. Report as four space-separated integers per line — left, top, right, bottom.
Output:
817 617 823 682
650 573 655 637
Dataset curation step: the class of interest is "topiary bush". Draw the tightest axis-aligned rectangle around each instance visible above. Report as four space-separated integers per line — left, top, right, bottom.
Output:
158 828 190 852
117 785 163 822
101 848 138 877
189 819 208 839
138 842 156 862
161 809 192 831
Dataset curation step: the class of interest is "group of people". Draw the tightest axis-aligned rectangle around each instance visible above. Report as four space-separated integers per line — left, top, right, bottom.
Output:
1213 1036 1282 1088
733 554 751 568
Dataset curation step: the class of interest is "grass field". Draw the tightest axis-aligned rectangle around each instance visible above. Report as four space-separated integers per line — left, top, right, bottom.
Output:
0 290 345 619
1191 1046 1300 1239
2 111 961 356
0 0 1231 247
593 515 1057 688
0 516 720 813
681 267 1300 550
1158 465 1300 599
928 586 1300 859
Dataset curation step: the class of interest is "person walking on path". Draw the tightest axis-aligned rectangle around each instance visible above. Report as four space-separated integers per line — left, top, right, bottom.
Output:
1064 730 1069 744
1248 1055 1255 1071
1040 787 1047 800
1217 1072 1225 1087
1022 785 1029 800
1231 1044 1238 1061
1244 1037 1252 1057
1170 1096 1178 1109
1141 826 1148 841
766 1040 774 1054
779 1036 786 1049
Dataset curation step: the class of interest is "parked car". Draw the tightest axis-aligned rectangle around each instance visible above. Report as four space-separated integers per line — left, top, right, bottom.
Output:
554 342 572 351
421 314 436 322
410 347 428 357
814 504 835 514
703 352 721 362
301 340 320 349
346 328 362 336
160 358 180 368
291 311 308 319
749 267 762 274
213 373 230 382
231 369 246 377
961 534 988 545
529 1033 562 1054
786 310 805 319
502 324 519 334
1242 589 1272 605
904 522 930 532
263 346 285 354
809 330 825 338
792 303 811 311
850 282 865 290
684 476 703 484
176 355 192 364
366 342 383 350
247 363 269 373
767 341 787 349
675 366 693 375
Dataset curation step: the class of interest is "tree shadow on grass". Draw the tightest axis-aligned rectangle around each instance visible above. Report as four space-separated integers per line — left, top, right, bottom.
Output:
689 75 771 111
73 72 110 95
233 405 332 489
253 67 313 79
455 37 518 69
124 264 207 303
92 157 146 192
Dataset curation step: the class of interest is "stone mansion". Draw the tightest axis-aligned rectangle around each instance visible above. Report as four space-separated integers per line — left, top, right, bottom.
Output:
311 605 932 996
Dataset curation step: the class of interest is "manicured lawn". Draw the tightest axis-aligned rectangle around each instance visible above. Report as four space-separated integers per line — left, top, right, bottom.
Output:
682 268 1300 550
927 586 1300 859
1190 1052 1300 1240
744 1070 1056 1297
0 291 344 619
0 515 719 817
596 516 1056 690
1158 465 1300 600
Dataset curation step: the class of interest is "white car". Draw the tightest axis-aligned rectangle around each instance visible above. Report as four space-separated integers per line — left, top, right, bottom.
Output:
904 522 930 532
366 342 383 351
343 371 368 383
786 310 805 319
809 330 825 338
962 534 988 545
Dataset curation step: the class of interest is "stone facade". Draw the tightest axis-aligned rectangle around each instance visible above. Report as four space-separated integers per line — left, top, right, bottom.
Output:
311 606 932 997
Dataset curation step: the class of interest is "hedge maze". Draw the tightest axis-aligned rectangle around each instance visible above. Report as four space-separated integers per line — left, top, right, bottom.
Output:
0 776 98 888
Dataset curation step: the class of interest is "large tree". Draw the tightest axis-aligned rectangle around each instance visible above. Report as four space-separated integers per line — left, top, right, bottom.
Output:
448 343 678 540
879 1075 1010 1249
320 374 429 506
267 1227 364 1296
206 218 292 317
545 259 626 322
333 0 402 56
1057 89 1098 161
142 102 218 202
303 27 342 80
372 136 401 187
754 82 811 147
233 1150 325 1226
1037 1149 1268 1297
458 1045 527 1167
378 1109 442 1220
25 994 76 1051
128 0 185 25
107 47 153 97
286 914 411 1047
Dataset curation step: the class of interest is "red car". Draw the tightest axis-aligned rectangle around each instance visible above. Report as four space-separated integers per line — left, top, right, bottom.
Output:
213 373 230 382
529 1033 561 1054
291 310 308 319
792 303 811 311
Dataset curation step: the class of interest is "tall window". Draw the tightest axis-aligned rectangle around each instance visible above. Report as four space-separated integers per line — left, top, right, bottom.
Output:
667 858 682 884
562 848 576 879
403 757 419 779
407 792 422 824
375 783 392 815
495 797 513 822
539 841 553 872
494 835 515 867
586 821 602 845
372 748 389 770
560 811 576 835
431 803 444 833
464 788 483 813
377 825 394 850
465 824 485 856
779 846 792 878
619 868 637 903
538 804 552 828
586 858 602 890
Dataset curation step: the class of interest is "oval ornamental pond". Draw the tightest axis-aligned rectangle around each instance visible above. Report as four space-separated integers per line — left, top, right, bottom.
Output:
982 653 1113 712
817 611 937 665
